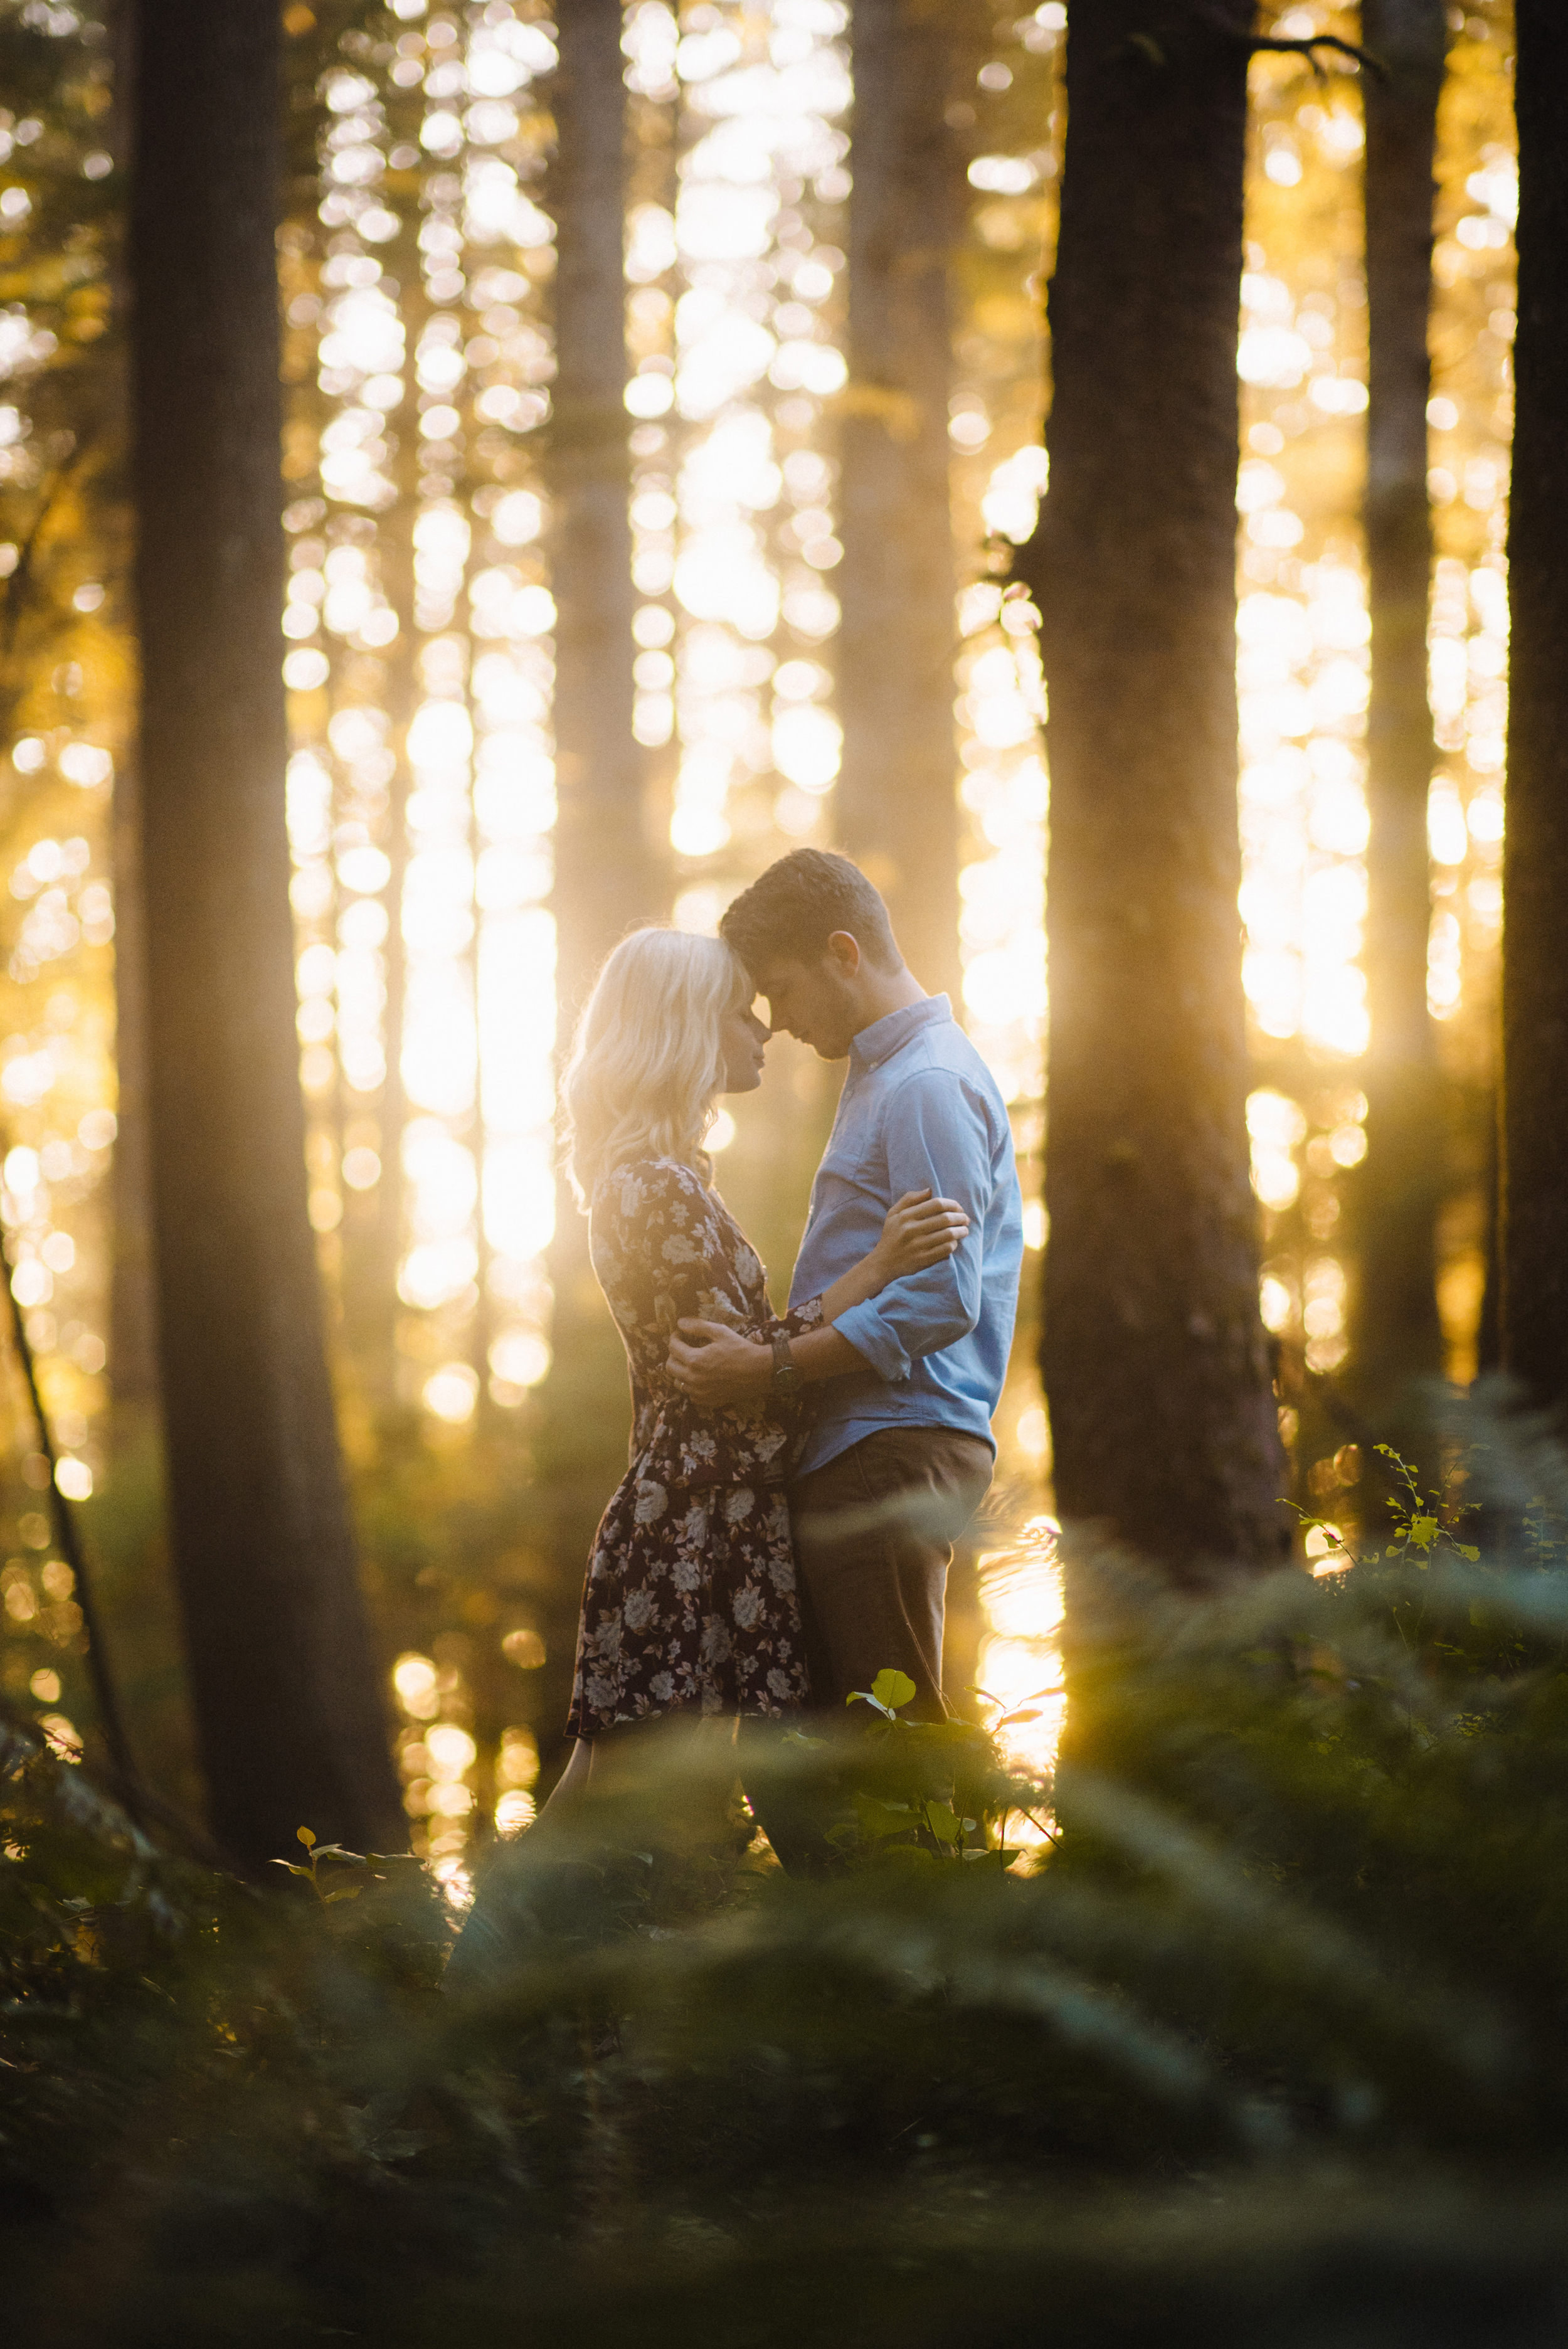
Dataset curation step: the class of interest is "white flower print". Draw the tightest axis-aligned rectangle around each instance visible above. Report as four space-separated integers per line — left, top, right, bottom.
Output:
699 1618 734 1665
566 1157 823 1739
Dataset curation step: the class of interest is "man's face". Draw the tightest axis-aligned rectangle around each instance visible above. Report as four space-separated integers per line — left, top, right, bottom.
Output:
751 945 862 1061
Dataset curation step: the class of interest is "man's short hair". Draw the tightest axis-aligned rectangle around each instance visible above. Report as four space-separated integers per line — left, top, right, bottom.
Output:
720 848 903 977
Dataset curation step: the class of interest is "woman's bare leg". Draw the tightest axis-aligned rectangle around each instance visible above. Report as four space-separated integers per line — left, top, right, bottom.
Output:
529 1735 595 1833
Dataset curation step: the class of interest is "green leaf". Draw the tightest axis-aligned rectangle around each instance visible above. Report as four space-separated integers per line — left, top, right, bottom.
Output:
855 1796 916 1840
870 1668 917 1714
923 1801 961 1844
322 1885 363 1905
297 1826 316 1849
1409 1515 1439 1551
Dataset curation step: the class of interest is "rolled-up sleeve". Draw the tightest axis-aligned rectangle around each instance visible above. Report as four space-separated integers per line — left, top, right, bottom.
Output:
830 1071 992 1384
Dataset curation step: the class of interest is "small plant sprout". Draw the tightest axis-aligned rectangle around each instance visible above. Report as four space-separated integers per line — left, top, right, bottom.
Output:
272 1824 369 1906
1284 1445 1479 1573
847 1668 917 1720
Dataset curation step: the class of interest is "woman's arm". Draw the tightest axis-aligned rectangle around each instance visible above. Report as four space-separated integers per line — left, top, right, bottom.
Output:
667 1189 968 1404
815 1187 968 1323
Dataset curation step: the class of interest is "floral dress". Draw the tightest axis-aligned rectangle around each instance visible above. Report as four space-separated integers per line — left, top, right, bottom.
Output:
566 1155 825 1737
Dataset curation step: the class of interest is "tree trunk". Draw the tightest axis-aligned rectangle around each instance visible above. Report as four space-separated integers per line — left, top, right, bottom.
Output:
836 0 963 1001
105 0 158 1407
1348 0 1446 1427
129 0 401 1864
108 747 160 1405
536 1 653 1771
1499 2 1568 1414
549 0 653 1036
1015 0 1289 1575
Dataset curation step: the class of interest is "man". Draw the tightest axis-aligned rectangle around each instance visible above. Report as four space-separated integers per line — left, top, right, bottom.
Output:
666 847 1023 1719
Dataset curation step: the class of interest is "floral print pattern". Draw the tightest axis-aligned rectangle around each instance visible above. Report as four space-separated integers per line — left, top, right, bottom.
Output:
566 1157 824 1737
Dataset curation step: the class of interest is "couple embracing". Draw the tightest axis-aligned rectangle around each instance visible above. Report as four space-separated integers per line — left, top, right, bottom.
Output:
473 849 1022 1923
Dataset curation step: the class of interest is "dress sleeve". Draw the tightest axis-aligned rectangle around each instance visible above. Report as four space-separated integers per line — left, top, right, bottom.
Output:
598 1159 733 1346
775 1292 825 1340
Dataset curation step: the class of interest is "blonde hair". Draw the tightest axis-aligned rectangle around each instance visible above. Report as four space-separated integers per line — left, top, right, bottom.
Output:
563 927 752 1207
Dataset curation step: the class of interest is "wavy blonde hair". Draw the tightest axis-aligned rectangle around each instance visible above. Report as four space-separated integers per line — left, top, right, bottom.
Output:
563 927 753 1208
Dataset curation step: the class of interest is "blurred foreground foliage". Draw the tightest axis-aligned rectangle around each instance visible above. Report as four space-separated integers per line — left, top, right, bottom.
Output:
9 1393 1568 2344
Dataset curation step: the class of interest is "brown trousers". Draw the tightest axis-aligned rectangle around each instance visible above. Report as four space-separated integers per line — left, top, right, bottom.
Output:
790 1427 993 1721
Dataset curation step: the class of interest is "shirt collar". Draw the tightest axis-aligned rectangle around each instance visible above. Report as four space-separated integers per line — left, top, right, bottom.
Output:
849 994 953 1073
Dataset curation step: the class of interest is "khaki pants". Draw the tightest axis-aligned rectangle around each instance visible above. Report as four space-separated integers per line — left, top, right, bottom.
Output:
790 1428 993 1721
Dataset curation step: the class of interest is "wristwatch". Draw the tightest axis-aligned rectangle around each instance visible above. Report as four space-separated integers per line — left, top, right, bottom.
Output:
770 1331 801 1400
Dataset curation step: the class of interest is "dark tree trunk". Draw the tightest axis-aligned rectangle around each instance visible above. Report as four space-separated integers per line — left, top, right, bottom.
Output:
109 748 159 1405
1015 0 1289 1574
129 0 401 1864
549 0 654 1036
105 0 157 1406
1499 2 1568 1413
1348 0 1447 1424
837 0 963 1000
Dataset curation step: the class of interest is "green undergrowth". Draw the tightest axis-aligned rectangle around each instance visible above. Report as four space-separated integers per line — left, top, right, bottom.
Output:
9 1391 1568 2343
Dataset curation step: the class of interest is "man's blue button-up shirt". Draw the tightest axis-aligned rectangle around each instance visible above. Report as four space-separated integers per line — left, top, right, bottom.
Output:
788 995 1024 1476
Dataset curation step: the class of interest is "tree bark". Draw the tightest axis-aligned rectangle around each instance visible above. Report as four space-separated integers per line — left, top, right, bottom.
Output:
1015 0 1289 1574
129 0 401 1864
537 1 654 1764
108 746 159 1405
1499 2 1568 1413
105 0 158 1406
549 0 654 1036
1348 0 1446 1423
836 0 963 1000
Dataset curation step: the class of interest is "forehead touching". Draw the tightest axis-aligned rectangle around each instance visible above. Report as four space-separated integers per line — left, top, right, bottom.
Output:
752 949 832 999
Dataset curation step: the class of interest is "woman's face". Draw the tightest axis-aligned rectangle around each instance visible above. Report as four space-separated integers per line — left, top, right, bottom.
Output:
719 1002 771 1093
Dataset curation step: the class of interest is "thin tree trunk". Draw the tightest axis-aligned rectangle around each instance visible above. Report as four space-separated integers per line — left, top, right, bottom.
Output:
1499 2 1568 1413
549 0 652 1036
837 0 963 1001
1017 0 1289 1575
105 0 157 1406
129 0 401 1864
108 748 159 1404
1348 0 1447 1426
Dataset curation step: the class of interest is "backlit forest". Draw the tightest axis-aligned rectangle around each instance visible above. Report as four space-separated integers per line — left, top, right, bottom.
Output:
9 4 1568 2340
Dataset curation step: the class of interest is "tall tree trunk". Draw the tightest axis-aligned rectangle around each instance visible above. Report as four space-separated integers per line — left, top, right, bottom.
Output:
837 0 963 1001
549 0 652 1034
105 0 157 1406
1348 0 1447 1428
1499 3 1568 1414
1016 0 1289 1575
538 0 651 1773
109 749 159 1405
129 0 401 1864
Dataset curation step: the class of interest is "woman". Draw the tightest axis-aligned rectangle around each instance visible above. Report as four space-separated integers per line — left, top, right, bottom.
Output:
544 926 968 1813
